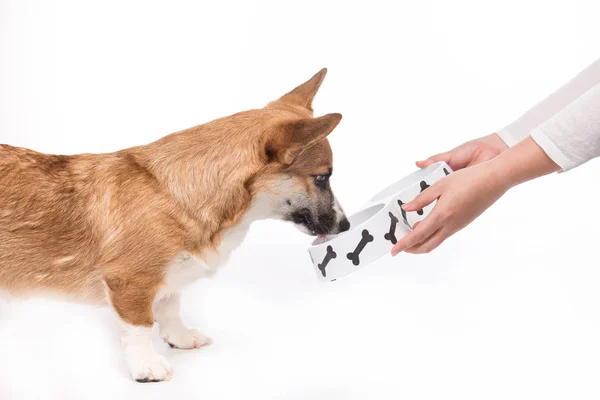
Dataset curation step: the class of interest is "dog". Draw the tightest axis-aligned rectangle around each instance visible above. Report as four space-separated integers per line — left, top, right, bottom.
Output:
0 68 349 382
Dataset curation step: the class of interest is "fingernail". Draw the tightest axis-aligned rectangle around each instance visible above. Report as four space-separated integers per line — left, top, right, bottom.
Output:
402 202 413 211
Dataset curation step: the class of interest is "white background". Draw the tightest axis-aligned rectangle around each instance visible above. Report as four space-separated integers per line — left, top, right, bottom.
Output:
1 1 600 399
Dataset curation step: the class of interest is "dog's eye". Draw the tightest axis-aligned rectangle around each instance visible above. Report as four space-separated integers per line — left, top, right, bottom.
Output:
314 174 330 187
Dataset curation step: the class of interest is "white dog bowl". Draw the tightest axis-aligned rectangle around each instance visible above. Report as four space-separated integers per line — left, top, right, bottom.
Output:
308 161 452 282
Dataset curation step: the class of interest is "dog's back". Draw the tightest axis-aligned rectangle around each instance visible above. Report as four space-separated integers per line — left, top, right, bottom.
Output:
0 145 103 300
0 144 180 302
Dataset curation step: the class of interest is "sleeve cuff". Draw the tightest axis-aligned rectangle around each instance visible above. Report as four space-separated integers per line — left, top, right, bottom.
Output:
530 128 576 172
496 128 520 147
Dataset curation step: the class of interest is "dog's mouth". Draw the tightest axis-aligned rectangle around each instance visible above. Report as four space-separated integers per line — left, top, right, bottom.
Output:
289 208 332 236
288 208 349 237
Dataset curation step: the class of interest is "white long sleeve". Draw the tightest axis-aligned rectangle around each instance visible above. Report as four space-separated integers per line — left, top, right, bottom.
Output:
497 59 600 171
529 84 600 171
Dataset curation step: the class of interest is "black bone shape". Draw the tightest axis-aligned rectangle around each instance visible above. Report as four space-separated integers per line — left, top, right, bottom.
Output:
416 180 430 215
397 200 411 228
347 229 374 266
443 168 450 176
318 245 337 277
384 212 399 244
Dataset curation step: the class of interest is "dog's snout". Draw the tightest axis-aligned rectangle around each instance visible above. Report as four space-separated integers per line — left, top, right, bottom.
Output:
317 213 335 234
338 218 350 233
288 203 349 236
291 208 311 226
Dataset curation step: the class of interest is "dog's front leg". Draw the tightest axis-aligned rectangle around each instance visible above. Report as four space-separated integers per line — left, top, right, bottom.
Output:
106 277 173 383
154 292 212 349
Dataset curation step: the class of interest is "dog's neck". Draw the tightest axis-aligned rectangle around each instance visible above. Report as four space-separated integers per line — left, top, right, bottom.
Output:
133 124 266 249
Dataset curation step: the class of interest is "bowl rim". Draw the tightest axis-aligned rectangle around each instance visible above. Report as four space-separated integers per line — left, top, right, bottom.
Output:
308 161 447 251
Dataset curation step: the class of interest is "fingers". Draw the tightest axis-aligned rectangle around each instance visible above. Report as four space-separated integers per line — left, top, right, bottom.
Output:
416 152 451 168
391 211 441 256
404 228 450 254
390 185 443 256
401 185 440 213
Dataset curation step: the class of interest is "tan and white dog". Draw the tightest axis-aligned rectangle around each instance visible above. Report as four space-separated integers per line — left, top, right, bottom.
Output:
0 69 349 382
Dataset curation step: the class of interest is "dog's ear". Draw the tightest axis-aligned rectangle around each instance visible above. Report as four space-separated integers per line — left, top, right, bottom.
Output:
267 113 342 165
277 68 328 111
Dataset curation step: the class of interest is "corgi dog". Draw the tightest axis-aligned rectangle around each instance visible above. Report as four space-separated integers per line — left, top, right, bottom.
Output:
0 69 349 382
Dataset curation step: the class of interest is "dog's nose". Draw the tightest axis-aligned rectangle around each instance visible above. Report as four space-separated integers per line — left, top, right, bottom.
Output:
338 218 350 233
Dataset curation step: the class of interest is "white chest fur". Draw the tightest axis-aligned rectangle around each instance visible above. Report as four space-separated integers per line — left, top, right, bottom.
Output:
157 194 276 299
157 222 252 299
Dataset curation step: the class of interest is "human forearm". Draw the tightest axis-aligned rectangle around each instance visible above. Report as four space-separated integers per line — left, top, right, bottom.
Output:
489 136 561 190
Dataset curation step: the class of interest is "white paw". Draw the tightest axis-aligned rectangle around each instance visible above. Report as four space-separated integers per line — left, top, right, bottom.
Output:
126 350 173 383
161 326 212 350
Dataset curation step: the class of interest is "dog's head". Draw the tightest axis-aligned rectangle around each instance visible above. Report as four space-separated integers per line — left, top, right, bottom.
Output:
160 68 350 238
249 68 349 236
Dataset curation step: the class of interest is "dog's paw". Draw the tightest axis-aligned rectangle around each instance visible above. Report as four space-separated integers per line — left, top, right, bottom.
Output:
161 327 212 350
127 351 173 383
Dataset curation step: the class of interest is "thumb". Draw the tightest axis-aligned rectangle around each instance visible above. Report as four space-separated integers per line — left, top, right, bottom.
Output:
402 184 440 212
416 152 451 168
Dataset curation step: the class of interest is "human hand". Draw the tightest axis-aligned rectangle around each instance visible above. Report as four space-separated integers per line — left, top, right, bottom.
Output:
416 133 508 171
391 137 559 255
390 162 508 255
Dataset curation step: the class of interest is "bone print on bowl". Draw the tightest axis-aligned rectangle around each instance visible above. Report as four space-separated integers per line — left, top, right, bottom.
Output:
308 162 452 282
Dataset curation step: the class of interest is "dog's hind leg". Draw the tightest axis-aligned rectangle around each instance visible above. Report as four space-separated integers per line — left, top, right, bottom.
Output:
105 274 173 383
154 292 212 350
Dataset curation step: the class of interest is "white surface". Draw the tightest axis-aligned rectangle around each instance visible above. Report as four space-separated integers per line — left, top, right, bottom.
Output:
2 1 600 399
